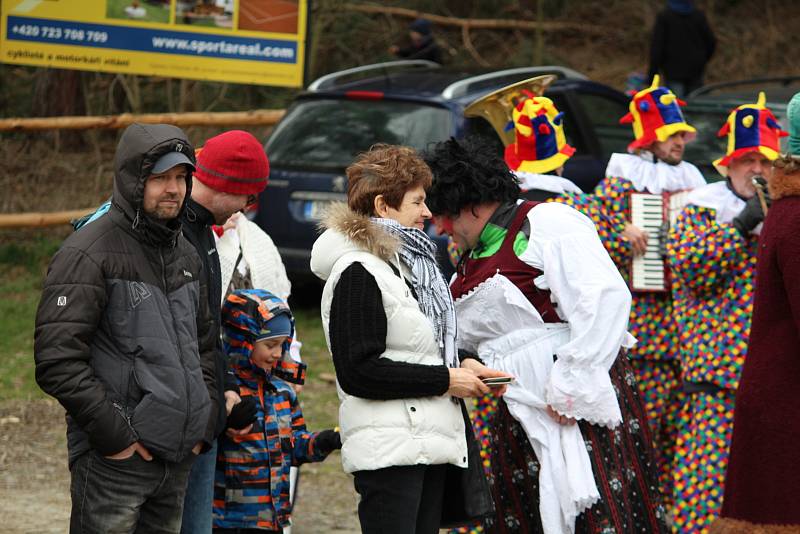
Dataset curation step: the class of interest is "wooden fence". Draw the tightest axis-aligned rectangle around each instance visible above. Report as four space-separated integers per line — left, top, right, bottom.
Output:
1 109 285 228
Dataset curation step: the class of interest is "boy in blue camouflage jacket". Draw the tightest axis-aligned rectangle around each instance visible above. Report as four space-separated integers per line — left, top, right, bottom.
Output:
214 289 341 533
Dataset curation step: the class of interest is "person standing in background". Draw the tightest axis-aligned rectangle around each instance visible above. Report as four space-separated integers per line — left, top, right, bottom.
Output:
648 0 716 97
389 18 443 64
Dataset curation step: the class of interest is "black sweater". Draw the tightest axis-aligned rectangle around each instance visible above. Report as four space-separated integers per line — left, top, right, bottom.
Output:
329 262 450 400
648 8 716 82
182 198 236 438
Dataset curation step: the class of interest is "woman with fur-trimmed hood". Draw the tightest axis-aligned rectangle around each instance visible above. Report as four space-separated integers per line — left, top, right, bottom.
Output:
712 93 800 533
310 144 510 533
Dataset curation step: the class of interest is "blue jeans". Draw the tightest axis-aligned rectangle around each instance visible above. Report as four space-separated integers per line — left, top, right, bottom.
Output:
180 440 217 534
69 449 195 534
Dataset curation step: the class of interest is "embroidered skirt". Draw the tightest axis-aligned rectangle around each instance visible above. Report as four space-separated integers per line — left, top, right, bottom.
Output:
481 354 669 534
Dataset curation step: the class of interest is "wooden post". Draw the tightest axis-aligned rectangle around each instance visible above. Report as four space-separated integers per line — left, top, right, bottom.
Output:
0 109 286 132
0 208 96 228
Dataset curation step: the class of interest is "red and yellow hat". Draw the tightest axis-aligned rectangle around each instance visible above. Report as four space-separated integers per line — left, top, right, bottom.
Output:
713 92 788 177
504 93 575 174
620 75 696 152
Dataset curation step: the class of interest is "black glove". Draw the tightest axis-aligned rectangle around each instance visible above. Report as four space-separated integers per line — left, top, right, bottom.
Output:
315 429 342 454
732 193 768 236
226 396 258 430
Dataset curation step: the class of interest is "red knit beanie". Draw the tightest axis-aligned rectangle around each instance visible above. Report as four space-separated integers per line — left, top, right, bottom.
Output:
194 130 269 195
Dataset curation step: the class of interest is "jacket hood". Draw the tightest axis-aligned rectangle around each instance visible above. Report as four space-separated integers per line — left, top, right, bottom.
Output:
112 123 196 245
768 164 800 201
221 289 306 385
310 202 401 281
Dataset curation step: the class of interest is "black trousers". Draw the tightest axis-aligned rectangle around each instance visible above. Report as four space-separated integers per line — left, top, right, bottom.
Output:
353 464 447 534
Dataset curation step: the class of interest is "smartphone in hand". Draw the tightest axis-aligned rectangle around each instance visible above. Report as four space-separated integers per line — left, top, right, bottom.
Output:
481 376 515 387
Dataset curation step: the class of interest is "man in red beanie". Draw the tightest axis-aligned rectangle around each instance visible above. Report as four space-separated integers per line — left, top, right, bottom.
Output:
180 130 270 534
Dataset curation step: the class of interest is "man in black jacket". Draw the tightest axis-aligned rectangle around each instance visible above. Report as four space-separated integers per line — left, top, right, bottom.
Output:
34 123 213 533
389 18 443 64
648 0 716 97
179 130 269 534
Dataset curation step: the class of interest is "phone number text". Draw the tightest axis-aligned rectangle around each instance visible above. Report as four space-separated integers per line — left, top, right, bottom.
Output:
11 24 108 43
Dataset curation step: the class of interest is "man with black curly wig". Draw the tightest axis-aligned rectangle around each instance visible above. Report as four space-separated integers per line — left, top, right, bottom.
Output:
424 137 668 534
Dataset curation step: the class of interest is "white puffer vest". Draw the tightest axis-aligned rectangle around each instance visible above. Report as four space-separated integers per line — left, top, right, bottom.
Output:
310 204 467 474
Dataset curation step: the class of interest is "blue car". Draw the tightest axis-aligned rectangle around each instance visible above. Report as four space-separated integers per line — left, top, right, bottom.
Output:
255 60 632 281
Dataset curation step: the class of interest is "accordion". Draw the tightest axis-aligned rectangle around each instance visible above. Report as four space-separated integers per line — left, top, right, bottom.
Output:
628 190 691 292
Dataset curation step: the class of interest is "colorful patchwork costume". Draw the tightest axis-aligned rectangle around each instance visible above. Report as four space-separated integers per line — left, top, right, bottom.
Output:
668 94 786 533
589 77 705 502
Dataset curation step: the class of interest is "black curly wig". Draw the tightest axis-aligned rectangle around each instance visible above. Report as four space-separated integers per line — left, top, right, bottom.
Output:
423 136 520 216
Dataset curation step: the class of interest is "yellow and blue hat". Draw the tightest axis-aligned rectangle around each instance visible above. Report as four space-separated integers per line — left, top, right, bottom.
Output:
713 92 788 176
504 92 575 174
619 75 696 152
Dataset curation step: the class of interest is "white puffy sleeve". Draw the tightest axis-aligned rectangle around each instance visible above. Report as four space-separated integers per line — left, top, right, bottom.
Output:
518 202 634 427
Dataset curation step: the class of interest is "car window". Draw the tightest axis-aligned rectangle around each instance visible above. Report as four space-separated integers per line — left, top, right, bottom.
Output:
267 99 453 170
574 92 630 157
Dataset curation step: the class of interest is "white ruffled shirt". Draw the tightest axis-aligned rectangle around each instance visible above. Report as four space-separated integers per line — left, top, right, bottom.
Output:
688 180 762 236
518 202 636 424
454 202 635 534
514 170 583 195
606 152 707 193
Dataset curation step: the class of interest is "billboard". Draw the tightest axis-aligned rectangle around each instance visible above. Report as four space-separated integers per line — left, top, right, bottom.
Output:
0 0 308 87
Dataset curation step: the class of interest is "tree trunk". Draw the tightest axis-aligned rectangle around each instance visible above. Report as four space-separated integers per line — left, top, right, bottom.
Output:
32 69 87 149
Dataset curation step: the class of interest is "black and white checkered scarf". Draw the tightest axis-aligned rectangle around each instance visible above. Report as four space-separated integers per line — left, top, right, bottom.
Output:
372 217 458 368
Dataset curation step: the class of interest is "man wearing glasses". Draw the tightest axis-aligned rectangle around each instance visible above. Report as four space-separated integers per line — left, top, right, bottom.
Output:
180 130 270 534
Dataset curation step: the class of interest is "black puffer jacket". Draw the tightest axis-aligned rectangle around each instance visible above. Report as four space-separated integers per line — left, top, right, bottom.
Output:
34 123 213 466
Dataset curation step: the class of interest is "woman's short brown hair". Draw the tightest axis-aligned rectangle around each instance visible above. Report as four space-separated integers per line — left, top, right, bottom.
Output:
346 144 432 216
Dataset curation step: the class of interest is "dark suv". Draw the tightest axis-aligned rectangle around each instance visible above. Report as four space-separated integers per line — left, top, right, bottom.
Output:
255 60 632 280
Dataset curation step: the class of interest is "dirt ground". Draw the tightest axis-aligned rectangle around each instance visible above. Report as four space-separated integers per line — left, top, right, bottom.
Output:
0 399 360 534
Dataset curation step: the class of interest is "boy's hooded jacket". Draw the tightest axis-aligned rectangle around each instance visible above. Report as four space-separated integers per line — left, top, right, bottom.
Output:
214 289 328 531
34 123 213 465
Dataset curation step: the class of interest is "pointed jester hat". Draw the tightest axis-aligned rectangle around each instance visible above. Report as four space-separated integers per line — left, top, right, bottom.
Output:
504 93 575 174
713 92 788 176
620 75 696 152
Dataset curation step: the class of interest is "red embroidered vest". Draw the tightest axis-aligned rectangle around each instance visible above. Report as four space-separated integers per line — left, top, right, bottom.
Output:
450 201 562 323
